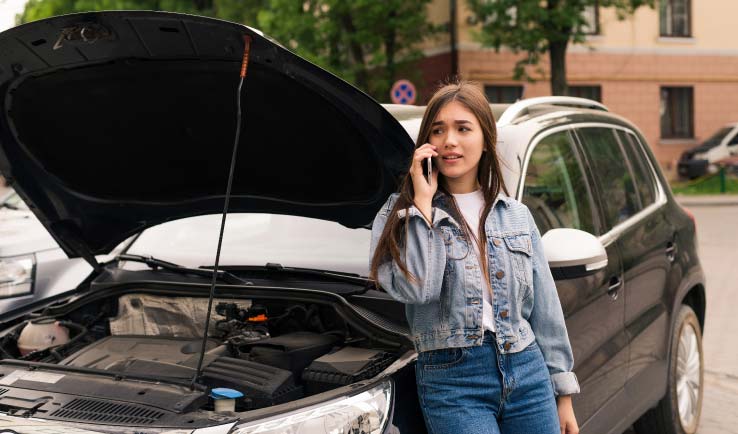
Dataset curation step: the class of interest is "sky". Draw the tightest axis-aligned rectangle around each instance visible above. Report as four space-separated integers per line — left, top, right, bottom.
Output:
0 0 28 32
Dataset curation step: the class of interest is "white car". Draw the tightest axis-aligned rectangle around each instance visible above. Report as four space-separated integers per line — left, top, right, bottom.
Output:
677 123 738 178
1 189 94 314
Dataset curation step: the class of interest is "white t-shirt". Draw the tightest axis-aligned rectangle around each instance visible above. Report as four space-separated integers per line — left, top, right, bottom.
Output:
451 190 495 333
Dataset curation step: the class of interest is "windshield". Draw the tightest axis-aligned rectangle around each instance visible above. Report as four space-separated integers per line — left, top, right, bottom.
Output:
125 214 371 276
700 126 734 149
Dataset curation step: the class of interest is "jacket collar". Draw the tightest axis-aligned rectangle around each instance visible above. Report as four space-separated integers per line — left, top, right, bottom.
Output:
432 190 513 210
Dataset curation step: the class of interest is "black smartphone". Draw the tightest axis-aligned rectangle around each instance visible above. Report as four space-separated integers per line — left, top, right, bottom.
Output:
424 157 433 185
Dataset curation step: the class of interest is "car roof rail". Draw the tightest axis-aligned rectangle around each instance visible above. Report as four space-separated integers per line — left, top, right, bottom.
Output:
496 96 608 126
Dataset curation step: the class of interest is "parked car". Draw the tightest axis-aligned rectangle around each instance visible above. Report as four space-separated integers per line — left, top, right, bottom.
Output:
678 123 738 179
0 11 704 434
1 188 95 316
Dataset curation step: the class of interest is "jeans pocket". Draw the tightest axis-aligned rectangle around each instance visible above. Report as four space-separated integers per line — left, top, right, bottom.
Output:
521 339 539 352
419 347 467 370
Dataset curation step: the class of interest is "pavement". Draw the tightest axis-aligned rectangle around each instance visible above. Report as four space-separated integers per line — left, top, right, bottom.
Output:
675 193 738 207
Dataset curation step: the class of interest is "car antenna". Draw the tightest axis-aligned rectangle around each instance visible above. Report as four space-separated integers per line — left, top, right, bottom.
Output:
190 34 253 390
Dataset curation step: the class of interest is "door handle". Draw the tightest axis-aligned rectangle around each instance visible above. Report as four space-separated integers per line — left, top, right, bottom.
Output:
665 241 677 262
607 276 622 301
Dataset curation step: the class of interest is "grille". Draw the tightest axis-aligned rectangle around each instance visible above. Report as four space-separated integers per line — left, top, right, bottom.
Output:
50 398 165 425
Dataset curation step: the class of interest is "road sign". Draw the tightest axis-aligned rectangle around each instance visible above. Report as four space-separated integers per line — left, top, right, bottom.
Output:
390 79 417 105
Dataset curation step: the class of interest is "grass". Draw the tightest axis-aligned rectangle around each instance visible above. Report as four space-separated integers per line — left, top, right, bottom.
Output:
671 171 738 195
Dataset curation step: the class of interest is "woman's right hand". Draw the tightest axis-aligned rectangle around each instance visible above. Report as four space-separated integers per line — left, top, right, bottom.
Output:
410 143 438 223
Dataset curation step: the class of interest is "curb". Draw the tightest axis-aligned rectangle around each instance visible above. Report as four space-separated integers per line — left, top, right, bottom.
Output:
675 195 738 207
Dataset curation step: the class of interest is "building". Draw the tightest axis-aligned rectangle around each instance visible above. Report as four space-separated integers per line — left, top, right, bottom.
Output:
419 0 738 179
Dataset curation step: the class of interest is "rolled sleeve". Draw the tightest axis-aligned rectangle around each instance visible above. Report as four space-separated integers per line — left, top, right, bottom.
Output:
551 372 581 396
369 195 447 305
525 207 581 396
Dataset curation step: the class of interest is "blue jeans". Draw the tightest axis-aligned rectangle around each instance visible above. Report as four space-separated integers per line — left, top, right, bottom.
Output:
415 332 560 434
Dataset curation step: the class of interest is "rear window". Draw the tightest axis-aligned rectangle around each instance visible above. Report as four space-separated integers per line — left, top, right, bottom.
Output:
617 131 657 207
577 127 640 230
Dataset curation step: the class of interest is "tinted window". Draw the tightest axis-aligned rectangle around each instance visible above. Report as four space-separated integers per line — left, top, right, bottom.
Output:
617 131 657 207
522 131 597 235
577 128 640 229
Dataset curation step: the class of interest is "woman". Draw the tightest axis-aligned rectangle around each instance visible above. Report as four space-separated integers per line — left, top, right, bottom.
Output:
369 81 580 434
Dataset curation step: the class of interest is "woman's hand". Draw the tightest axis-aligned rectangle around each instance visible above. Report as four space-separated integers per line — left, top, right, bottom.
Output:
557 395 579 434
410 143 439 222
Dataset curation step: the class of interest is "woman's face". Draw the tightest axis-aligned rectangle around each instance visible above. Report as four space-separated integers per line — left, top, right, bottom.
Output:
428 100 485 185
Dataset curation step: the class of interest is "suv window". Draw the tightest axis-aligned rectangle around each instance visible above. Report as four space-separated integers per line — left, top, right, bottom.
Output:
616 130 657 207
522 131 597 235
577 127 640 229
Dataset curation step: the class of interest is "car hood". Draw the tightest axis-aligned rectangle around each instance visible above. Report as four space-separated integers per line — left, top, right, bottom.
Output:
0 11 413 263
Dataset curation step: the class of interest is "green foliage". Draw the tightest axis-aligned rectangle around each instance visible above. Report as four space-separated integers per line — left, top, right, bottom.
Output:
466 0 654 93
17 0 436 101
672 171 738 195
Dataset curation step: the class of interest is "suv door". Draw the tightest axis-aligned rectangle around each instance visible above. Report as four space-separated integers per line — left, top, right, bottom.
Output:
613 129 674 403
520 129 627 426
576 126 674 432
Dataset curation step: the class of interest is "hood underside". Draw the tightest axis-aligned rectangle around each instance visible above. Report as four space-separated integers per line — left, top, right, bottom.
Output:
0 11 413 260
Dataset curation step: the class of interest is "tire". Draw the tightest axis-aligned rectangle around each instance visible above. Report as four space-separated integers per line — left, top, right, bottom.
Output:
633 304 704 434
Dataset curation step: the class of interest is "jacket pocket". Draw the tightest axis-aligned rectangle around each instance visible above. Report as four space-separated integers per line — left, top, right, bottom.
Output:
440 226 469 261
503 233 533 285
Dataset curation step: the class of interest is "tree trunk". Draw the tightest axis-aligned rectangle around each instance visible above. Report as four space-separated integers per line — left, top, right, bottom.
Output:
548 39 568 96
339 12 369 93
385 11 397 92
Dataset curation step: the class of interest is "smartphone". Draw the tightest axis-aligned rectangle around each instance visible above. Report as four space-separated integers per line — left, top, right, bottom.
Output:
424 157 433 185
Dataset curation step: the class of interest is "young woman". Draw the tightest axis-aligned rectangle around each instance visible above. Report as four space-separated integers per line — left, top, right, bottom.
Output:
369 81 580 434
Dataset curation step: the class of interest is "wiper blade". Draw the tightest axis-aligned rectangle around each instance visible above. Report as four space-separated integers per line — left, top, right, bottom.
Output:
215 262 376 290
117 254 249 285
0 202 19 210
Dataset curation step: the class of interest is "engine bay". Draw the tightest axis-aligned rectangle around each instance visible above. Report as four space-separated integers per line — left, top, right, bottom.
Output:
0 291 404 425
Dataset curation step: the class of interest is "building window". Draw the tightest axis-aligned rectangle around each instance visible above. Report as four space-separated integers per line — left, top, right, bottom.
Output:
484 85 523 103
660 87 693 139
567 85 602 102
582 2 600 35
660 0 691 37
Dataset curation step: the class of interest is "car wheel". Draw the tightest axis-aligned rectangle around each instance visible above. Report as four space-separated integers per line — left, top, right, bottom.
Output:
634 304 703 434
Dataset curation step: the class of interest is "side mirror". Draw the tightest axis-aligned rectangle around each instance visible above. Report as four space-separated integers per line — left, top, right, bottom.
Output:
541 228 607 280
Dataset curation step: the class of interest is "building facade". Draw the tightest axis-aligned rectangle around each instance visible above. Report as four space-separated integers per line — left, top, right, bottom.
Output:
418 0 738 179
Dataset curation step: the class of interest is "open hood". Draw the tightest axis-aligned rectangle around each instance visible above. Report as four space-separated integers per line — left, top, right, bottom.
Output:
0 11 413 263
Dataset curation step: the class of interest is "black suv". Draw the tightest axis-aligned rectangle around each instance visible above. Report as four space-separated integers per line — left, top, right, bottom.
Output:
0 11 704 434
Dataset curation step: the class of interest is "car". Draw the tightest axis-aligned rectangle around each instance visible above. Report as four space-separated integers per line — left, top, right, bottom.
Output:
678 123 738 179
0 11 704 434
1 188 96 316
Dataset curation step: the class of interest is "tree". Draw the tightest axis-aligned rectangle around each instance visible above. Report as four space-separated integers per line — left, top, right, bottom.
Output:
254 0 438 100
18 0 437 102
466 0 654 96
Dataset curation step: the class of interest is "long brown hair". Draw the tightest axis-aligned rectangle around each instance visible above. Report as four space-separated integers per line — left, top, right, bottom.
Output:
369 80 509 286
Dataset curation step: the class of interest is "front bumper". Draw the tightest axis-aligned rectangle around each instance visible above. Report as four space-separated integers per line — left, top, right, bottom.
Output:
677 159 709 179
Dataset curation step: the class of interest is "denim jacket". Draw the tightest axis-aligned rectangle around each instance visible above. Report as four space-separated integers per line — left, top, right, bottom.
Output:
369 192 580 396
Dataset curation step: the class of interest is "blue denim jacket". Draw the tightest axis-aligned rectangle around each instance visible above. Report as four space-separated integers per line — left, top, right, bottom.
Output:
369 192 580 396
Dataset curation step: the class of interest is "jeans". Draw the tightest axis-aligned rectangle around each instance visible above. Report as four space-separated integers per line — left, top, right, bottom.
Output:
415 332 560 434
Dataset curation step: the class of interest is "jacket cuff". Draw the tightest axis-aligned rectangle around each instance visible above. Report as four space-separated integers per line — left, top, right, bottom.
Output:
396 206 456 229
550 372 581 396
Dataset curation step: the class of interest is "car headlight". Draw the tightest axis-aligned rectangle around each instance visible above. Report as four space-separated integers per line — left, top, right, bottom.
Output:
0 254 35 297
230 380 392 434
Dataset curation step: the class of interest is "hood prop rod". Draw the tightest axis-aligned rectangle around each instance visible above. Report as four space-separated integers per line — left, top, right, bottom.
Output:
190 34 253 390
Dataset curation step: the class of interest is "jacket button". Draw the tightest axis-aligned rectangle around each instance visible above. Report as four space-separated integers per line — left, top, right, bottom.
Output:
503 342 512 350
493 239 501 246
495 271 505 279
500 310 509 318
